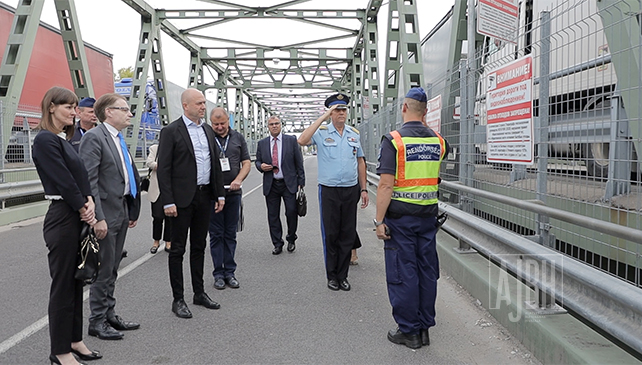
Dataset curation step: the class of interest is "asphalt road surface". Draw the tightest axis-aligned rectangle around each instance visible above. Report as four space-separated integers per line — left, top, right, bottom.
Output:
0 157 539 364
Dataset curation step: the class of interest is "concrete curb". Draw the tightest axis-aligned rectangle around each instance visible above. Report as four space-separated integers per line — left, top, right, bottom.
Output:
437 230 640 365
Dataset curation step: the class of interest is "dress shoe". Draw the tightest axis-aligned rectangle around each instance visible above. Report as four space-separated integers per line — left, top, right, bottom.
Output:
272 246 283 255
387 328 422 349
88 321 123 340
287 241 296 252
172 299 193 319
214 277 226 290
50 354 87 365
421 329 430 346
193 292 221 310
107 315 140 331
150 244 159 254
121 250 128 258
339 279 351 291
226 276 240 289
71 348 102 361
327 279 340 291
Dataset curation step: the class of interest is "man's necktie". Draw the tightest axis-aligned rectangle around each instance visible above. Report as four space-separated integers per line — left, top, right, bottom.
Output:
272 137 279 173
118 132 138 197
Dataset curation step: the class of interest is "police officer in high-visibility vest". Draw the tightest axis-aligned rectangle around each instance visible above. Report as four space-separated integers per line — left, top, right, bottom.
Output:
375 87 449 349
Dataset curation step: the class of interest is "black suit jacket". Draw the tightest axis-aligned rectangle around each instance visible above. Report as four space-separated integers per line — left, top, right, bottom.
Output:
255 133 305 196
157 117 225 208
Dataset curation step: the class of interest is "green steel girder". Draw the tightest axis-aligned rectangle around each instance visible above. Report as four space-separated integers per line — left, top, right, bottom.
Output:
53 0 94 99
0 0 45 169
384 0 424 109
596 0 642 171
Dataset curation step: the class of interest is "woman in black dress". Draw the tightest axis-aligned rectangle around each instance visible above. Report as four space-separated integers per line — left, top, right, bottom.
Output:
33 87 101 365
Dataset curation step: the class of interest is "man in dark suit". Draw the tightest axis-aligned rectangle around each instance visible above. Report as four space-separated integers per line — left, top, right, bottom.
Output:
157 88 225 319
79 93 141 340
255 116 305 255
70 97 97 152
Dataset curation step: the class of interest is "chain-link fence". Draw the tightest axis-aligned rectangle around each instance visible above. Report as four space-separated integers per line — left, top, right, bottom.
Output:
361 0 642 287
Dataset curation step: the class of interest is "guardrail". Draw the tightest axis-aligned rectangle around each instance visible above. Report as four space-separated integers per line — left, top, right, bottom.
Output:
0 166 149 209
365 167 642 356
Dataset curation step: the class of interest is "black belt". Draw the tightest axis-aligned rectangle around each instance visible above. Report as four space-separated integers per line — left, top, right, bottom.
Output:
197 185 209 190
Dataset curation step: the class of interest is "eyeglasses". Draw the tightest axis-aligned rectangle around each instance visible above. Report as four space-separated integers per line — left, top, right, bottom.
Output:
108 106 131 112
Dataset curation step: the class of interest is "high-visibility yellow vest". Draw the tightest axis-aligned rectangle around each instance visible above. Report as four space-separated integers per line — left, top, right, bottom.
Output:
389 130 445 206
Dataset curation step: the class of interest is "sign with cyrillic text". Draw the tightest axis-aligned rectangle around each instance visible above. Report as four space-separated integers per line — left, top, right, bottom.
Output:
425 95 442 133
477 0 519 44
486 55 533 164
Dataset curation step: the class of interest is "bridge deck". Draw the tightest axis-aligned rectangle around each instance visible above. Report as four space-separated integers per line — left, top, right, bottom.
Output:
0 157 536 364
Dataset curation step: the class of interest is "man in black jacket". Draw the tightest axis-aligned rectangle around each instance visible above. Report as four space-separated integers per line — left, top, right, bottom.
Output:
157 88 225 318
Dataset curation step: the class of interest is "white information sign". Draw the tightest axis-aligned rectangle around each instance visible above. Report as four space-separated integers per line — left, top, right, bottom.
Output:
477 0 519 44
486 55 533 164
425 95 441 133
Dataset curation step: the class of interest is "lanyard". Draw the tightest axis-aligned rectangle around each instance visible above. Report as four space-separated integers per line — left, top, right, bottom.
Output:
215 135 230 157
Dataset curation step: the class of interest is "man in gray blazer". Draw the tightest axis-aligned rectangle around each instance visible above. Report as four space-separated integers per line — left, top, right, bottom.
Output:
79 93 141 340
255 116 305 254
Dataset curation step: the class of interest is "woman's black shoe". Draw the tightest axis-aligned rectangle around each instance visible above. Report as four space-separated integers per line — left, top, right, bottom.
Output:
50 354 88 365
71 348 103 361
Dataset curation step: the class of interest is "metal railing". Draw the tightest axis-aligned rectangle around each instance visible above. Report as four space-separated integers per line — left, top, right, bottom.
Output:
365 168 642 355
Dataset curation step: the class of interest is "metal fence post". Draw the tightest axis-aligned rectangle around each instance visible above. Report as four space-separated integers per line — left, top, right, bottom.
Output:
536 11 552 248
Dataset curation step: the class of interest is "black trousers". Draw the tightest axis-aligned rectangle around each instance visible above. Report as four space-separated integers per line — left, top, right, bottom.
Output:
319 184 360 281
266 179 298 247
169 188 211 300
43 200 84 356
151 200 172 242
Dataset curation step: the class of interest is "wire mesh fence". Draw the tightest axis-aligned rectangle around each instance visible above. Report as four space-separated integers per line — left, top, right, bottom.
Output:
360 0 642 287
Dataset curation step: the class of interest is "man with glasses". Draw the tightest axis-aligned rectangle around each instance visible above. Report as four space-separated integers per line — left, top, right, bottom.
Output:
79 93 141 340
256 116 305 255
298 93 369 292
209 107 250 290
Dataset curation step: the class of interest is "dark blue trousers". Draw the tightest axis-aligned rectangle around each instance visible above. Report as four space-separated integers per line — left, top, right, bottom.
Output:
209 194 241 279
384 215 440 335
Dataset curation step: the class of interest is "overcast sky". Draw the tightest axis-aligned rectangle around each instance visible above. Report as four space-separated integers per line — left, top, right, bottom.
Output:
5 0 455 88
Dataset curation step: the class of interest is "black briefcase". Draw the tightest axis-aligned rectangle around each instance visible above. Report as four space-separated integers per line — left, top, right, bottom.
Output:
296 187 307 217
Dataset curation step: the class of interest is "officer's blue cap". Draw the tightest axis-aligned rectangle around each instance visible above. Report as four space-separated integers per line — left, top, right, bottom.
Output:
78 97 96 108
324 93 350 109
405 87 427 103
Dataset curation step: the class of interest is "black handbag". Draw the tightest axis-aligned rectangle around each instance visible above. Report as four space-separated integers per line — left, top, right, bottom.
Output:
140 169 151 192
296 187 307 217
75 223 100 285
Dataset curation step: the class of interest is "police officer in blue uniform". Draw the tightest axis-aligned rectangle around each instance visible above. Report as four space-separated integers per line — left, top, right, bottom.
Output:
298 93 369 291
375 87 449 349
69 97 97 152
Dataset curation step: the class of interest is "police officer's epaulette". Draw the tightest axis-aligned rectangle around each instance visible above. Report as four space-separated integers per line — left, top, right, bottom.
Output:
350 126 360 134
319 126 328 130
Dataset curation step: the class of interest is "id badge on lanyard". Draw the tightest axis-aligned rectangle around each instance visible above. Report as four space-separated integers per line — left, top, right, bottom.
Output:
216 135 231 171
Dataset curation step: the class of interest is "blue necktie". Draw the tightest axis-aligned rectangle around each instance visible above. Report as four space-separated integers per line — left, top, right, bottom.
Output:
118 132 137 197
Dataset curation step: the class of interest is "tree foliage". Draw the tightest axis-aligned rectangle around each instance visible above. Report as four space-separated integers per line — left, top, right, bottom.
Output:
115 66 134 81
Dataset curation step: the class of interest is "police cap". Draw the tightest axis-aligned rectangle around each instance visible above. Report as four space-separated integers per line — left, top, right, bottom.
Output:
405 87 427 103
78 97 96 108
324 93 350 109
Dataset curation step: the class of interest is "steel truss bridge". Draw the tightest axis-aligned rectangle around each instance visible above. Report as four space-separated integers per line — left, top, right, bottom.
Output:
0 0 427 151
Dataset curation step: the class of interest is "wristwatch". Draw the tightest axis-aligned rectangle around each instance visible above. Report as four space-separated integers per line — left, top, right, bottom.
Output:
373 219 384 227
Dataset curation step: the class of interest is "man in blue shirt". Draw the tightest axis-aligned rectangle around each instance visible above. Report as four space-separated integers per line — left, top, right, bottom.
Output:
298 93 369 291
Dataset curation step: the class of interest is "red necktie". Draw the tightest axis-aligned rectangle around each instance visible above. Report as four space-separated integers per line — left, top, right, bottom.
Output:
272 137 279 173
